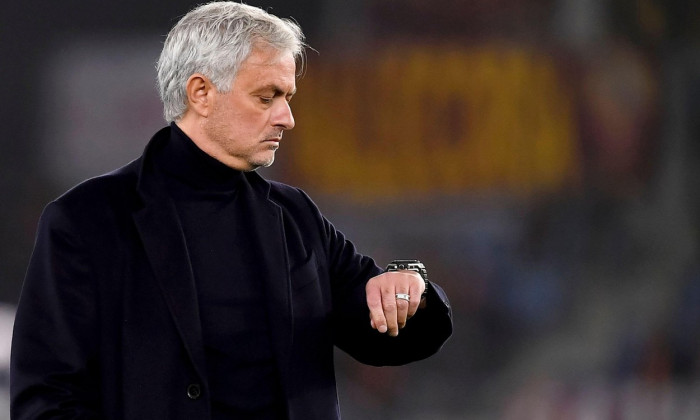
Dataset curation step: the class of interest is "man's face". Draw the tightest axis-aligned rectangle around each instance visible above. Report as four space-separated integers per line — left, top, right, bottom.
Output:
203 45 297 171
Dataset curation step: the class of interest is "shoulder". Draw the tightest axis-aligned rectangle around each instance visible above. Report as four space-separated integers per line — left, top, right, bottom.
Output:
51 159 141 217
50 125 171 213
267 179 323 218
245 172 321 216
245 175 330 242
268 179 311 202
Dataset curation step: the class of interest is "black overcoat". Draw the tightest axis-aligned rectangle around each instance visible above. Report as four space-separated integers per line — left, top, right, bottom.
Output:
10 127 452 420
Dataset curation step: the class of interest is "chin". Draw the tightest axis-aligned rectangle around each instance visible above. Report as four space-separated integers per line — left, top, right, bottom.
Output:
246 155 275 171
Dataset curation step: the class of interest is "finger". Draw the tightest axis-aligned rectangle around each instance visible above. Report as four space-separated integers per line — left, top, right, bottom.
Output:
395 289 410 330
366 283 388 333
406 279 422 320
381 286 399 336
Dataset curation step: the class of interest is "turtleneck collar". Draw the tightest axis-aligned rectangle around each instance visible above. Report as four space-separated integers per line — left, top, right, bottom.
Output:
154 122 243 196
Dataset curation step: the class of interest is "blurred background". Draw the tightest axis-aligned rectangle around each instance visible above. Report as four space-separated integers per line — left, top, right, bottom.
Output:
2 0 700 418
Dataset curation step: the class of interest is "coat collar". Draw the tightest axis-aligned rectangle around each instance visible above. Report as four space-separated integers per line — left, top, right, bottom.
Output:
131 126 293 384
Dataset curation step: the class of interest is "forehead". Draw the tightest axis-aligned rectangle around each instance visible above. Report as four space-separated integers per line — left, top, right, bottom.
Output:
233 46 297 91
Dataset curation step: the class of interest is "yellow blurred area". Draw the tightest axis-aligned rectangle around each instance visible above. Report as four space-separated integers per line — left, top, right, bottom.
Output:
290 43 579 201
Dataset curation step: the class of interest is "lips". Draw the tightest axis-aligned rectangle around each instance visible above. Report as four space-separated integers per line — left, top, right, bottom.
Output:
263 133 282 142
262 135 281 151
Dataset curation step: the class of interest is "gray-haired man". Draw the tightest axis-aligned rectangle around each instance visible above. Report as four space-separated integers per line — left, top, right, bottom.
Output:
11 3 452 419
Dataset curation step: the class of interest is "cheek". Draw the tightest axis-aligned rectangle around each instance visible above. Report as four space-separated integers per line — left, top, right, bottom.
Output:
211 105 270 144
242 112 272 136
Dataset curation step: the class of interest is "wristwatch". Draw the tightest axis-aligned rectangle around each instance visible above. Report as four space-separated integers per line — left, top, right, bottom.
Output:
386 259 429 297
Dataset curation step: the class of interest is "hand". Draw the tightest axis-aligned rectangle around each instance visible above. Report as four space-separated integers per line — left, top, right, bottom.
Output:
366 270 426 337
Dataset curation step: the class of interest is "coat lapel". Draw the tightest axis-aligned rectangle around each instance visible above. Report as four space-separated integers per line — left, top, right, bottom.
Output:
130 127 294 391
240 173 294 381
131 127 208 380
133 197 208 380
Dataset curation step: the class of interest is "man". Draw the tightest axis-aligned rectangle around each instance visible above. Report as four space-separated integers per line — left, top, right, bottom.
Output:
10 2 452 419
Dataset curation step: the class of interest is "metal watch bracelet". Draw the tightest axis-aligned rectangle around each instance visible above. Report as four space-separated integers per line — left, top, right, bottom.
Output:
385 259 429 297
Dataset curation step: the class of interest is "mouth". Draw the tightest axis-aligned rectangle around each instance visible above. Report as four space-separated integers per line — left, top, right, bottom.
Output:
263 138 280 151
263 134 282 148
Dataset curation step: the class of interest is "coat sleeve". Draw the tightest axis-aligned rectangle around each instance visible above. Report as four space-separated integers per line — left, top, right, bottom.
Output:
10 201 101 419
292 189 453 367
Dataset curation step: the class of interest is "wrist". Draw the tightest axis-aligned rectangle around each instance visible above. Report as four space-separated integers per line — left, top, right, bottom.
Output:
385 259 429 297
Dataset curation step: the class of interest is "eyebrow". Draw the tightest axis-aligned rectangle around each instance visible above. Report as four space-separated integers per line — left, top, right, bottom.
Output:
253 84 297 97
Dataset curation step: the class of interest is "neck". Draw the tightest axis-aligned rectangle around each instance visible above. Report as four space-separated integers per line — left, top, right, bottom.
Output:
175 114 241 170
175 116 208 157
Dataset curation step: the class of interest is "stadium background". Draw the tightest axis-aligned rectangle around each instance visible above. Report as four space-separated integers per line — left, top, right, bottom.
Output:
1 0 700 418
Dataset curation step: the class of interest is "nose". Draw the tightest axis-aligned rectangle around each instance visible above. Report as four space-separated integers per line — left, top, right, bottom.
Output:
272 101 295 130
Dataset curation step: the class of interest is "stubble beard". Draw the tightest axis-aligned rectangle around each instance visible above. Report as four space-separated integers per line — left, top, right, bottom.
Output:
249 153 275 171
200 119 277 171
241 143 277 172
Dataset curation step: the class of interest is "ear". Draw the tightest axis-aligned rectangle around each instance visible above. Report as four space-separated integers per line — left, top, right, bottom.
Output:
185 73 214 117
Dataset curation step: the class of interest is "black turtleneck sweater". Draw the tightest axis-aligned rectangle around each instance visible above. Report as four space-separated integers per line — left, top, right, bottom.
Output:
152 123 285 419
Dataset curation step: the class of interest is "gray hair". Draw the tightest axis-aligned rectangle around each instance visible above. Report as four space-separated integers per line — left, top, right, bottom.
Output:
156 2 306 122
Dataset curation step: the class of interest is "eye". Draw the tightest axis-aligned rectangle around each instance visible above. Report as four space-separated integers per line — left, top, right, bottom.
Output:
260 97 273 105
